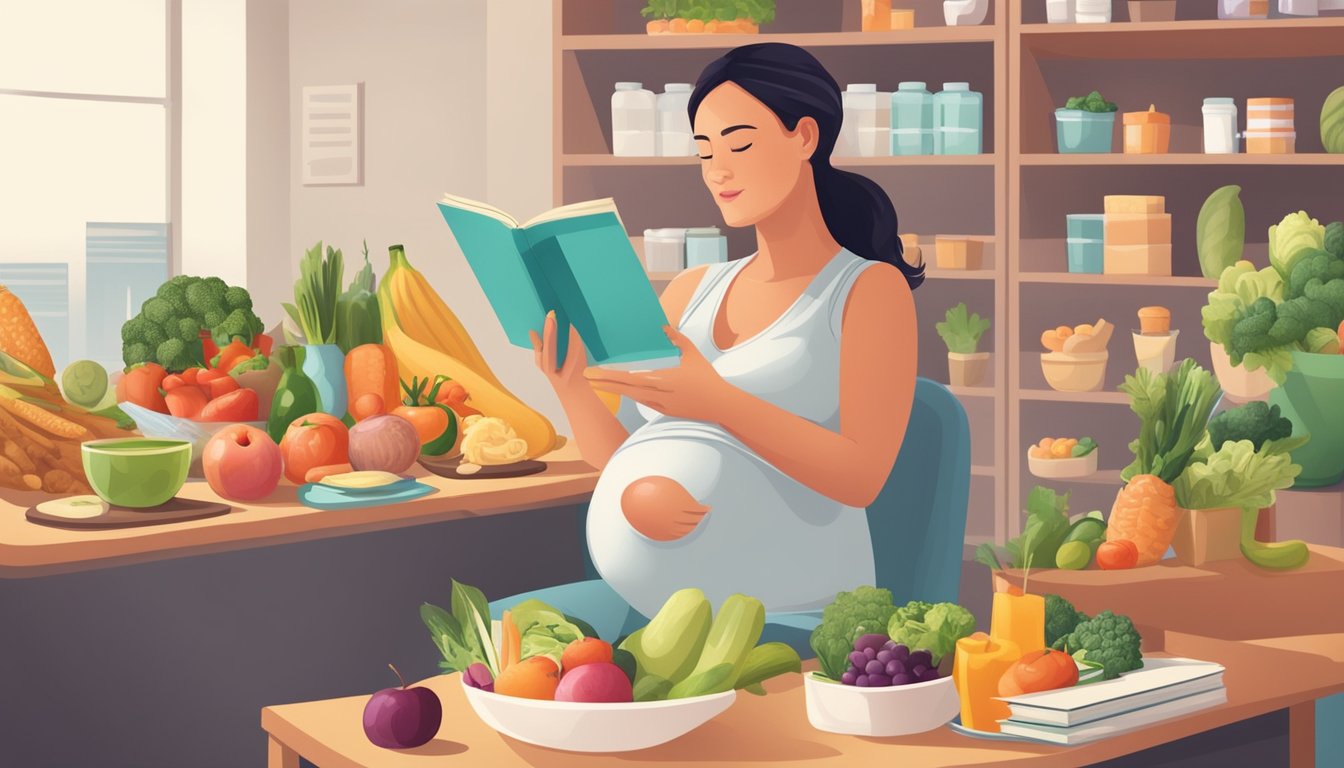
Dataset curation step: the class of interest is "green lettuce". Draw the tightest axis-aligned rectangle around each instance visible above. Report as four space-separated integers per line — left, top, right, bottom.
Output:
1269 211 1326 283
1202 260 1295 382
1174 436 1308 511
887 601 977 666
510 598 587 668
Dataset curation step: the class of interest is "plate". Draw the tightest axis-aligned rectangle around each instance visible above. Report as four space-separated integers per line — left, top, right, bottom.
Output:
26 497 231 529
418 453 546 479
296 479 436 510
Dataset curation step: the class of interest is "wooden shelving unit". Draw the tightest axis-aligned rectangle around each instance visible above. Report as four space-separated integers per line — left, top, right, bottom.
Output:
553 0 1344 553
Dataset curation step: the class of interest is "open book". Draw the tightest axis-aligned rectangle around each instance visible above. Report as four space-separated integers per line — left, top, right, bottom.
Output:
436 194 680 370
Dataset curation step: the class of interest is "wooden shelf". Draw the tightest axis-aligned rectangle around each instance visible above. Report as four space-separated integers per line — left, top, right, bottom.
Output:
1018 18 1344 59
1018 388 1128 405
927 267 997 281
1021 154 1344 167
561 27 998 51
1024 468 1124 486
971 465 997 477
948 385 997 399
561 154 997 167
1019 272 1215 288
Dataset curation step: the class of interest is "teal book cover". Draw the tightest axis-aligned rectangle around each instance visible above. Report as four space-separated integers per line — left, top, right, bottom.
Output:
436 195 680 369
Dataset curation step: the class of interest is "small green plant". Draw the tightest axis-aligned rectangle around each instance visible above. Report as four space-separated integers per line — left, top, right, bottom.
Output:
1063 90 1118 113
936 303 991 355
641 0 776 23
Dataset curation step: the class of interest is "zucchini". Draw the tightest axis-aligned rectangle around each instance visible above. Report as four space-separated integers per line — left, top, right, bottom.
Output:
1063 515 1107 546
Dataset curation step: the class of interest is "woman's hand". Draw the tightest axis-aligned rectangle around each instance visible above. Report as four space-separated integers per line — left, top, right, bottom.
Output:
582 325 732 422
529 310 587 398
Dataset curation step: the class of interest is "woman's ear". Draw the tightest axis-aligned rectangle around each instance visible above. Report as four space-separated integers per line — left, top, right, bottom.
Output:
794 116 821 161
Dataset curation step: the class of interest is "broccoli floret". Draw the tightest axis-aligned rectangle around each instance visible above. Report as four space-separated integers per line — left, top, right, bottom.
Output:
1055 610 1143 680
809 586 898 680
185 280 225 318
156 281 192 316
202 276 227 296
1229 296 1280 361
121 317 150 344
1325 222 1343 259
224 286 253 311
204 309 227 329
154 338 203 373
122 342 153 367
174 317 201 343
212 307 262 346
1271 295 1337 345
1207 401 1294 452
1287 248 1344 300
1304 278 1344 324
1045 594 1089 649
141 297 175 326
141 321 168 348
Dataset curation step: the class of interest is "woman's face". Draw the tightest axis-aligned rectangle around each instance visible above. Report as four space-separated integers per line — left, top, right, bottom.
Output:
693 82 817 228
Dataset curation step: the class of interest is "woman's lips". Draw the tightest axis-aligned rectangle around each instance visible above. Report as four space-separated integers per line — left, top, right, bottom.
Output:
718 190 743 202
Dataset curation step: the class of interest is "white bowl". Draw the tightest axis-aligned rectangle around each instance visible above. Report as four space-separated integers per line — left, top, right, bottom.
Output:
461 679 736 752
1028 447 1099 479
804 671 960 737
118 401 268 476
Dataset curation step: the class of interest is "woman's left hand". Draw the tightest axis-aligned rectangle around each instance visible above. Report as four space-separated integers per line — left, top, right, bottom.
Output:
583 326 732 422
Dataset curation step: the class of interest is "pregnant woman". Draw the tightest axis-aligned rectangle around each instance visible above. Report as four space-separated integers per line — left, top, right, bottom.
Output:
531 43 922 619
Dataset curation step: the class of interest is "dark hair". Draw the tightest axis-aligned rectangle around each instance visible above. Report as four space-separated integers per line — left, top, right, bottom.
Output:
688 43 923 290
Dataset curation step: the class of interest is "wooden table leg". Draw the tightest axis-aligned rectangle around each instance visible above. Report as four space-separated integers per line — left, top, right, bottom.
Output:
1289 700 1316 768
268 735 300 768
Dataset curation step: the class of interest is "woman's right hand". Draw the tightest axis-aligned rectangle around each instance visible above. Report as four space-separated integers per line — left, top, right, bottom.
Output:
530 310 587 398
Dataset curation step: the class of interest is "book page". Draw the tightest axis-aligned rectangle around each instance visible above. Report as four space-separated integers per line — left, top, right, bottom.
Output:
522 197 622 230
439 193 520 228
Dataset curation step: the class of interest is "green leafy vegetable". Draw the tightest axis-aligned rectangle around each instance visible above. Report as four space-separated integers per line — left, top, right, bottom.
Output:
120 275 265 372
1052 610 1143 680
808 586 898 680
640 0 775 23
1118 360 1222 485
886 601 977 665
1269 211 1326 282
293 241 344 345
1063 90 1117 113
1206 401 1294 452
335 239 382 353
509 598 586 669
1044 594 1088 649
420 578 500 677
1196 185 1245 280
974 486 1071 573
1174 436 1308 512
936 302 991 355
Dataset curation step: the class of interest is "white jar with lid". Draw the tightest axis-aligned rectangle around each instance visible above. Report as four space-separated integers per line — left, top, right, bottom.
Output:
1075 0 1112 22
840 84 890 157
1202 98 1238 154
613 82 657 157
1046 0 1075 23
643 228 686 273
657 83 695 157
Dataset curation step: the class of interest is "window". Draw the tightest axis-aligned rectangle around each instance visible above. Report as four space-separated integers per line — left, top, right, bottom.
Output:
0 0 177 371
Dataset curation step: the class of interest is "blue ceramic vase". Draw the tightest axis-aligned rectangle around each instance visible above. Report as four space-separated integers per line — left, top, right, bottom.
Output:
301 343 348 417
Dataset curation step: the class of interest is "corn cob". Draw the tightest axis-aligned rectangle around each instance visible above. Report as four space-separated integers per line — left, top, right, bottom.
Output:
0 285 56 378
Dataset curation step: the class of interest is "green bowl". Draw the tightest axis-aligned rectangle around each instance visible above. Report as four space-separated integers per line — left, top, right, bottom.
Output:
81 438 192 508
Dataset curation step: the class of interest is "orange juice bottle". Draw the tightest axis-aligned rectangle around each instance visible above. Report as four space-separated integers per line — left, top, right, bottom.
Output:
989 591 1045 657
954 632 1021 732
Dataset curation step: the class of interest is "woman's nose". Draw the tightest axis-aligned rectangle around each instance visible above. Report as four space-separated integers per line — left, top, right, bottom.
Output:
706 159 733 184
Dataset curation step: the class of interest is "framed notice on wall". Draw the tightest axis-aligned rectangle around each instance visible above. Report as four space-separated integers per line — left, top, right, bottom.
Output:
301 83 363 185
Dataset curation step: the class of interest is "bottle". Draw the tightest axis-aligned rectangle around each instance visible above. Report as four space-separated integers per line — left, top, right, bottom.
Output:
657 84 695 157
267 345 322 443
612 82 657 156
934 82 983 155
840 84 886 157
684 227 727 267
1202 98 1238 154
891 81 934 156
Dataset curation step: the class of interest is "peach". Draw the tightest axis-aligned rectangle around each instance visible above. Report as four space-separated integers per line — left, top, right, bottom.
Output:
494 656 559 700
561 637 613 672
554 662 633 704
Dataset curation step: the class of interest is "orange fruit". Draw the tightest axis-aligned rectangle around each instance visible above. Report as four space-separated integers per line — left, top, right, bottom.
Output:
561 637 613 673
494 656 560 700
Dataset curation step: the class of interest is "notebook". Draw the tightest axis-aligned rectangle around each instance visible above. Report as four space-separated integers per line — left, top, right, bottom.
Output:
436 194 681 371
997 687 1228 745
998 658 1226 728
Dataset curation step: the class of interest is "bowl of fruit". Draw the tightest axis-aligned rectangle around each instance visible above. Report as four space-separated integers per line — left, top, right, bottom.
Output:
1040 319 1113 392
1028 437 1098 479
804 634 960 737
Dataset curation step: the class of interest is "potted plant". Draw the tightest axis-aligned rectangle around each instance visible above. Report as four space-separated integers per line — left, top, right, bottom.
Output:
1172 401 1311 569
1054 90 1118 154
1203 211 1344 486
937 303 991 387
642 0 775 34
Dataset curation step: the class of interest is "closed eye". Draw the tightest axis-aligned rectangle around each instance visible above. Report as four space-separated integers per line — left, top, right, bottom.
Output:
730 143 752 153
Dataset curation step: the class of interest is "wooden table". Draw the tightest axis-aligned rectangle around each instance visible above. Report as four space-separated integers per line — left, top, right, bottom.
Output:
261 632 1344 768
0 442 598 577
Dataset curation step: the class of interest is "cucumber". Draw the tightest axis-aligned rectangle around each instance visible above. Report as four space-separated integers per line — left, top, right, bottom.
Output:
1063 516 1107 546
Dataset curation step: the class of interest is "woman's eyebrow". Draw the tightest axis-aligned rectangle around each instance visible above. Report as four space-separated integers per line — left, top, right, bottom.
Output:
721 124 757 136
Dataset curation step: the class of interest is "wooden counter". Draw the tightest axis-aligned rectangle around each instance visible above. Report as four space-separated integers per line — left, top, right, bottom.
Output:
0 443 598 578
261 633 1344 768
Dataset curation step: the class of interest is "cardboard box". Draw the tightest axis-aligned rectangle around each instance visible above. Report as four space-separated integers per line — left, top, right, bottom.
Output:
1105 243 1172 275
1104 195 1166 215
1105 213 1172 246
936 237 983 270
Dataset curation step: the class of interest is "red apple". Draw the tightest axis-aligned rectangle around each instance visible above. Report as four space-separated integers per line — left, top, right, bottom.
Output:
202 424 282 501
363 664 442 749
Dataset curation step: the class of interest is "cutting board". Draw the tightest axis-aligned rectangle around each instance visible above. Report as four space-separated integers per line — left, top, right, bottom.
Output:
26 497 231 529
418 454 546 480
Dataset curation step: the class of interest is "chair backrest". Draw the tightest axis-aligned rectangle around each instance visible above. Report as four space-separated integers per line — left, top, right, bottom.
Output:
866 377 972 606
577 377 973 596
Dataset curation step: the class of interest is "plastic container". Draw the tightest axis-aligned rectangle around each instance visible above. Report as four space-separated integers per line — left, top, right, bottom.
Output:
892 128 934 156
1245 97 1294 154
935 237 983 270
1128 0 1177 21
612 82 657 156
1123 105 1171 154
1055 109 1116 153
1278 0 1320 15
657 83 694 157
1066 213 1105 241
643 228 685 272
684 227 727 267
1075 0 1113 22
1219 0 1269 17
1202 98 1238 154
934 83 983 155
840 84 890 157
1067 240 1104 273
861 0 893 31
1046 0 1075 22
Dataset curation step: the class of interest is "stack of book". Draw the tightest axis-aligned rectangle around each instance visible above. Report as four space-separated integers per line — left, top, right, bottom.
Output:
996 658 1227 745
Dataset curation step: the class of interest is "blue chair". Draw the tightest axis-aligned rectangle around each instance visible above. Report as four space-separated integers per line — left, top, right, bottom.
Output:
490 377 972 656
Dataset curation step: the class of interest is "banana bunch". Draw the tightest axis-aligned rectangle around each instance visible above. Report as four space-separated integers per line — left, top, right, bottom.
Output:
379 247 561 459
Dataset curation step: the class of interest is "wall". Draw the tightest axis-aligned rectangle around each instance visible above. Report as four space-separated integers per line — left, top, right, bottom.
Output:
287 0 568 432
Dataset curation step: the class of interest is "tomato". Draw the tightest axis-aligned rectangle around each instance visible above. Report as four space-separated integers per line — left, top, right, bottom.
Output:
1097 539 1140 570
279 413 350 484
116 363 169 414
207 375 240 400
165 386 209 419
392 404 458 456
197 387 259 422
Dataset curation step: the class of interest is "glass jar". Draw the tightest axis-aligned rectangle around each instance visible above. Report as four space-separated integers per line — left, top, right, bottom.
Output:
642 228 685 273
934 82 983 155
612 82 657 157
891 81 933 156
657 83 694 157
685 228 727 267
1202 98 1238 154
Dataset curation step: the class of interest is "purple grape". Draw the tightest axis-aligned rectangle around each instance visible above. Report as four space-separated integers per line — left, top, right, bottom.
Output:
891 644 910 661
891 673 915 686
918 668 940 683
911 664 929 678
876 650 893 665
883 640 898 652
867 673 892 687
855 674 871 687
841 670 858 685
865 659 886 675
863 646 877 660
849 651 867 669
854 633 889 653
885 659 906 677
908 650 933 669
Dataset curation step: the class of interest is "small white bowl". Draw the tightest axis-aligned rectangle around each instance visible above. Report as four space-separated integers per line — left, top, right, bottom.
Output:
804 671 960 737
1028 447 1099 479
461 679 736 753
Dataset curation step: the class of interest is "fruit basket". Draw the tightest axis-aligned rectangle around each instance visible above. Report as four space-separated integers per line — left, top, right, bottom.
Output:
1028 437 1099 479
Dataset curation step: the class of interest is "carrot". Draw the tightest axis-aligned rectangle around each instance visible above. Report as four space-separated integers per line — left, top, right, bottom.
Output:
344 344 400 422
501 610 522 672
0 391 91 440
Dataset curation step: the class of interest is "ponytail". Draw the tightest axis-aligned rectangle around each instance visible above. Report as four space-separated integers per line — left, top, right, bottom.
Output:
814 162 924 289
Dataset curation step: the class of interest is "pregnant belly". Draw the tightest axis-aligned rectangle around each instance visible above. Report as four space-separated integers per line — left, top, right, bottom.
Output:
586 423 874 617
